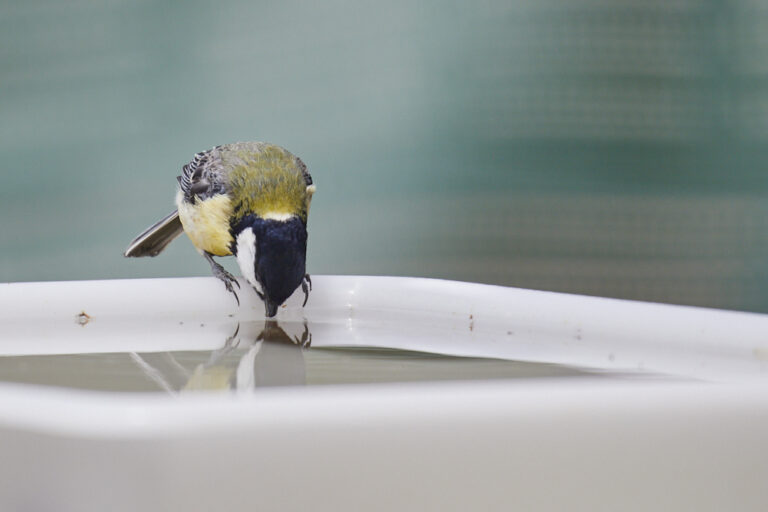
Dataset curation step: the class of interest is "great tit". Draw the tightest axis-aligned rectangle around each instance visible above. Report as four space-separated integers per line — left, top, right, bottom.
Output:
124 141 315 317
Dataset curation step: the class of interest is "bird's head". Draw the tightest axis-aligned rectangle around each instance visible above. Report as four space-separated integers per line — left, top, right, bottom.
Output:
232 214 307 317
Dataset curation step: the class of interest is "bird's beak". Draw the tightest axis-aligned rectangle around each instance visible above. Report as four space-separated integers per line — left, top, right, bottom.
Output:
265 298 279 318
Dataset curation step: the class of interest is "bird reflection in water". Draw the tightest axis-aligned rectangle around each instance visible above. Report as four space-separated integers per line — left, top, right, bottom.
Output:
129 319 311 393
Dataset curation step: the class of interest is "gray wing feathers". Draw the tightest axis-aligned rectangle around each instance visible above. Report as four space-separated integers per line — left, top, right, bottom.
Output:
123 210 184 257
178 147 227 203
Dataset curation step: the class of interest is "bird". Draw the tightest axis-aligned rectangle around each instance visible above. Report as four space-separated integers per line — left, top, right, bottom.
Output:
124 141 315 317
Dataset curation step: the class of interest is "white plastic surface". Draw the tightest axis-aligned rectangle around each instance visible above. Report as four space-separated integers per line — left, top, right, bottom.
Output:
1 276 767 511
3 275 768 381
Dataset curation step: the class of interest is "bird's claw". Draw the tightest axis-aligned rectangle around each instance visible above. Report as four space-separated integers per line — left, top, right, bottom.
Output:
204 324 241 368
292 322 312 349
205 252 241 306
301 273 312 307
223 279 240 306
223 323 241 349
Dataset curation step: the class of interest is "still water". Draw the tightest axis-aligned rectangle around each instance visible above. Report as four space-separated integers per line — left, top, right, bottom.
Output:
0 319 600 393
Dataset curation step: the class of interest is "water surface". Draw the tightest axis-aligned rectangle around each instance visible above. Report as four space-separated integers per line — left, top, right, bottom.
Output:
0 319 603 393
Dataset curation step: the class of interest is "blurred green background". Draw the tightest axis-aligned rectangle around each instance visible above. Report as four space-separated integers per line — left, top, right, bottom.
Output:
3 0 768 312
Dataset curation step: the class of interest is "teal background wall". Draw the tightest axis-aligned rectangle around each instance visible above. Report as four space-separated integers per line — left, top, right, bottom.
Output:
3 1 768 312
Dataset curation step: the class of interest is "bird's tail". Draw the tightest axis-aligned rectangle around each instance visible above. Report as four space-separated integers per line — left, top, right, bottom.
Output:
124 210 184 257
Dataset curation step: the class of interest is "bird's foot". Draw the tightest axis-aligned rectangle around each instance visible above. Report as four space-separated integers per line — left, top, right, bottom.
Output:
293 321 312 349
204 252 241 305
301 273 312 307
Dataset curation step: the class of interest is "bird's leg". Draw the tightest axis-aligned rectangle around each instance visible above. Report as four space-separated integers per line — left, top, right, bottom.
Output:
203 251 241 305
301 273 312 307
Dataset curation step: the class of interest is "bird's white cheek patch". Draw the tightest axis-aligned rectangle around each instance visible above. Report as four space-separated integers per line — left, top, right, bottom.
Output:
236 228 261 293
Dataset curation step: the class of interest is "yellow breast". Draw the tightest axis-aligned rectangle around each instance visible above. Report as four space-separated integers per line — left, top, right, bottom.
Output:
175 190 234 256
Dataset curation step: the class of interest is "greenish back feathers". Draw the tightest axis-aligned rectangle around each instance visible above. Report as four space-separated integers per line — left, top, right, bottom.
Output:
221 142 312 222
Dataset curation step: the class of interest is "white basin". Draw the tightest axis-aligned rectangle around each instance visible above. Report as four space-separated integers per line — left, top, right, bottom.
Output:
0 276 767 511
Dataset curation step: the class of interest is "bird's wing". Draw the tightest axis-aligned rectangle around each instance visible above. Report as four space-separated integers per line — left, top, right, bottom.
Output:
177 147 229 204
124 210 184 257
